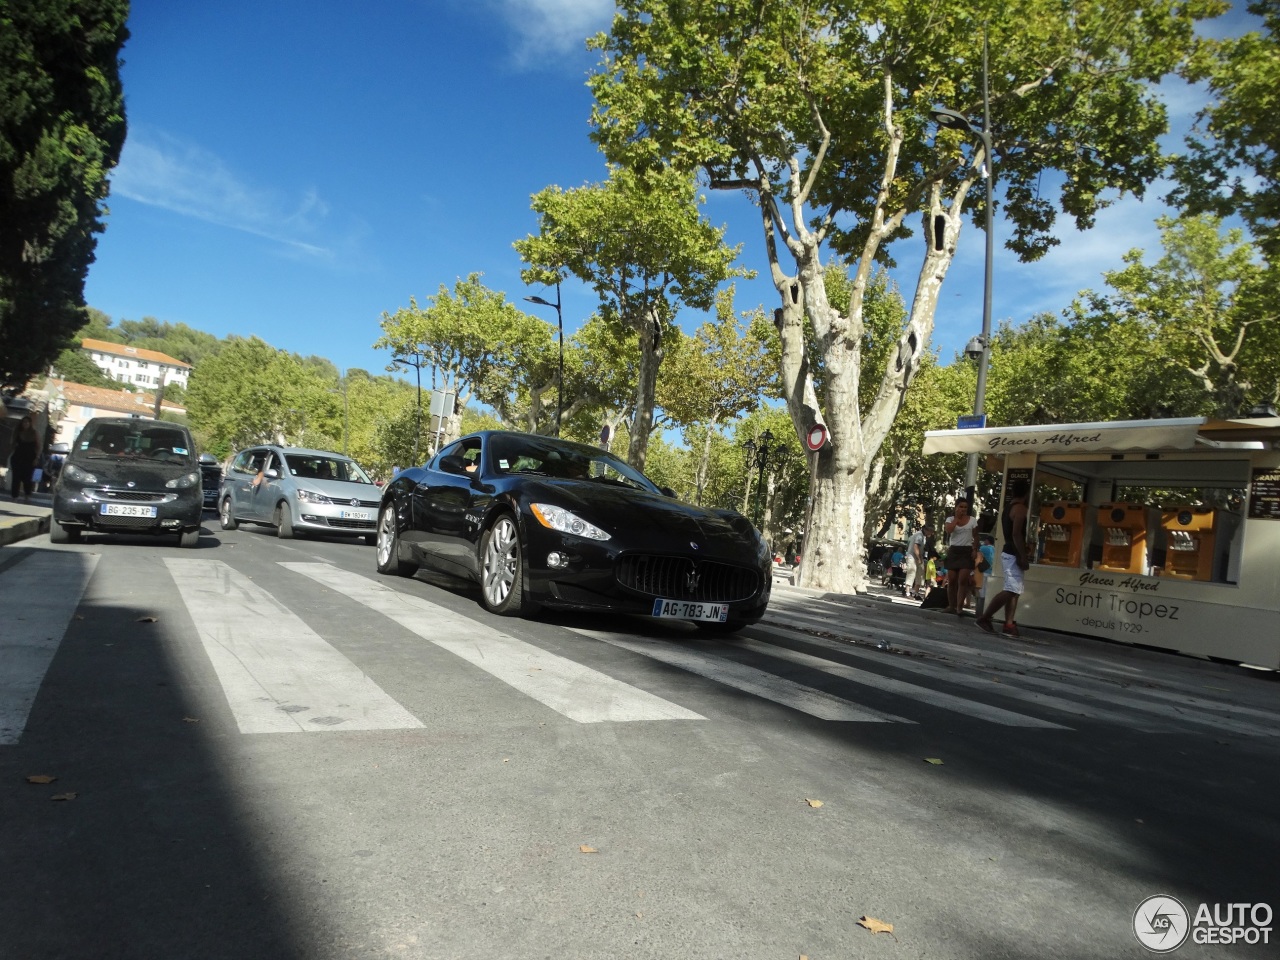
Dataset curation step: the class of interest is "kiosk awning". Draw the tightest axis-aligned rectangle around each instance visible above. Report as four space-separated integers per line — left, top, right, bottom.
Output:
922 416 1280 456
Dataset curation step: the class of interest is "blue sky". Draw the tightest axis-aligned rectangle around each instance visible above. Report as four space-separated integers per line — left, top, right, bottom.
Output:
84 1 1249 387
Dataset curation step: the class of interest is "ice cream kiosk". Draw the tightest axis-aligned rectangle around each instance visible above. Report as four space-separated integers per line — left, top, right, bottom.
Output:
923 415 1280 669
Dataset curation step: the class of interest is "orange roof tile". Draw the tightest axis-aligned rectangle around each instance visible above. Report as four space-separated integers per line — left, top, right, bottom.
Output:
44 379 186 416
81 338 191 370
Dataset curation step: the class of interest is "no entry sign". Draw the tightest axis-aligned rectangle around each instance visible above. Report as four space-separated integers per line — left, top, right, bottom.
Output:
805 423 829 451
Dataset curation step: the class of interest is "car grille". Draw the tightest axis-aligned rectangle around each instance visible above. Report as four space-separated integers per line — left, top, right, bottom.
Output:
327 518 376 530
91 490 169 503
94 514 159 528
616 554 760 603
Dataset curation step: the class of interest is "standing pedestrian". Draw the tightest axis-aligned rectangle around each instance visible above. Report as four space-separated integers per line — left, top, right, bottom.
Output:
7 415 40 502
977 479 1031 637
972 532 996 613
943 497 978 616
905 525 933 599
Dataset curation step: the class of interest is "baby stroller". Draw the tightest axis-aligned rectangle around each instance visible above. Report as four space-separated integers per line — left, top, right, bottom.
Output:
888 560 907 593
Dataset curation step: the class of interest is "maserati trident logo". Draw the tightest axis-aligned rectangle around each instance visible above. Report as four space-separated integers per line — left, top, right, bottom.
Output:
685 562 701 593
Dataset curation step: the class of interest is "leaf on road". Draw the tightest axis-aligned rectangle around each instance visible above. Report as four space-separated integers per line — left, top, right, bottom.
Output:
579 845 598 854
858 916 895 935
26 775 57 784
182 717 200 723
924 757 943 765
51 792 77 801
137 616 158 623
804 798 824 808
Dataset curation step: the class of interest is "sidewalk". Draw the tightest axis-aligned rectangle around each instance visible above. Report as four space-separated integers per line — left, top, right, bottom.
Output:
0 491 52 547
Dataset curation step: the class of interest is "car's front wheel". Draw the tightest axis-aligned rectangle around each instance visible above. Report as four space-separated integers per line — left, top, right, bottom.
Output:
479 514 531 617
375 502 418 577
275 502 294 539
219 497 238 531
50 521 80 544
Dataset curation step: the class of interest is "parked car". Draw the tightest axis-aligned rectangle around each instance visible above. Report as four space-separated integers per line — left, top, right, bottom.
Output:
50 418 203 546
199 453 223 510
38 441 70 492
218 445 379 541
375 431 772 630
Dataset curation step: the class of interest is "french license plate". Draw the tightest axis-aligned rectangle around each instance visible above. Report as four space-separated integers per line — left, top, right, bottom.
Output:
101 503 157 518
338 509 372 521
651 598 729 622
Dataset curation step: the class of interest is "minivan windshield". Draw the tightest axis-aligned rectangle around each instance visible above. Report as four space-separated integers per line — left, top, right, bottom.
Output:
76 421 195 463
284 454 373 484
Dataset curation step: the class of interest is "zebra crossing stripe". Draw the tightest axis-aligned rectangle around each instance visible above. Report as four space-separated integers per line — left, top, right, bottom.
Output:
731 635 1070 729
280 563 704 724
165 559 423 734
0 551 100 745
571 628 915 723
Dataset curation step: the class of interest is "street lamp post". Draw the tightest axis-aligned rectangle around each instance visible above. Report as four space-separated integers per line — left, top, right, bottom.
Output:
743 429 774 527
524 283 563 438
931 28 994 501
392 354 423 465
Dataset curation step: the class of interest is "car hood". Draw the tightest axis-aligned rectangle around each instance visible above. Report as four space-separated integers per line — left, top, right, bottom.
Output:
66 455 197 487
521 479 761 554
297 478 380 502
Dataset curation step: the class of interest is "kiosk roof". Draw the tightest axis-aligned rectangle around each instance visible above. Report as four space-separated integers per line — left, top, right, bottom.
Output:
922 416 1280 456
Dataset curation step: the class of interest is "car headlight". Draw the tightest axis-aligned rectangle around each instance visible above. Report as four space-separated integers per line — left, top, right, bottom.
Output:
296 488 332 504
530 503 611 541
63 463 98 484
166 471 201 489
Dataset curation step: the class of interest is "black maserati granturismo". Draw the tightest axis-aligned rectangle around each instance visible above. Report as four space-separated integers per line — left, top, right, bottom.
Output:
375 431 771 631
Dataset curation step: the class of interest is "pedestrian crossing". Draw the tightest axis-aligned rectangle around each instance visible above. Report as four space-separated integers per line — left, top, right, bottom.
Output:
2 549 1278 745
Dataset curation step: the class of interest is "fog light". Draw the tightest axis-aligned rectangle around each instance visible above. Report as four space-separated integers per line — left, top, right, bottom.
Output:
547 552 567 569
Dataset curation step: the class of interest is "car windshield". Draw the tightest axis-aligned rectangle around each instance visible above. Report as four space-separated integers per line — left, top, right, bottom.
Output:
487 435 659 493
284 454 372 484
76 422 194 462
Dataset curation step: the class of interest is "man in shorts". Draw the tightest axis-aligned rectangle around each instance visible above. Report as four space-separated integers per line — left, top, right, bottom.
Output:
977 478 1030 638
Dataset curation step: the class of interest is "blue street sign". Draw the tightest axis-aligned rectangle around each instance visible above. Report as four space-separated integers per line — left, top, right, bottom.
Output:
957 414 988 430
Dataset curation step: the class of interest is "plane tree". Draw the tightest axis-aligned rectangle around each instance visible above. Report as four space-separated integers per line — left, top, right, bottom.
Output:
588 0 1224 592
515 164 749 471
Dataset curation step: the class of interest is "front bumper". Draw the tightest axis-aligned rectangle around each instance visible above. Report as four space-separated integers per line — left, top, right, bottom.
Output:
520 523 771 625
54 484 203 535
293 499 379 537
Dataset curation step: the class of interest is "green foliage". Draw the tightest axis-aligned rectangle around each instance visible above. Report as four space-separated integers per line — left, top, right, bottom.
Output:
375 273 558 436
515 164 750 468
50 345 120 389
0 0 129 389
1171 0 1280 258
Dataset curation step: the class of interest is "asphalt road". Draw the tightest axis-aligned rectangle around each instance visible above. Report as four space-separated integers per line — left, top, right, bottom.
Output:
1 519 1276 960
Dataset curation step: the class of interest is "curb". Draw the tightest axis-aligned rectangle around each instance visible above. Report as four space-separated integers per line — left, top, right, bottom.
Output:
0 515 50 547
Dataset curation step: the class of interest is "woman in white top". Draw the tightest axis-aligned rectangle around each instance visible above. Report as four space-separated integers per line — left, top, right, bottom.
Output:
943 497 978 615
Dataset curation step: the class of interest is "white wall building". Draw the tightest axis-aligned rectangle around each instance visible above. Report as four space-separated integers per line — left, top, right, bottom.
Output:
81 338 191 390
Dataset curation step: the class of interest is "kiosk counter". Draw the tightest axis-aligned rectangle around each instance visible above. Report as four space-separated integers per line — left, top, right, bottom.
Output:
924 416 1280 669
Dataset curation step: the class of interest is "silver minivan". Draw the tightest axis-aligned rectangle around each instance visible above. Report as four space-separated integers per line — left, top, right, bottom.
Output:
218 445 380 541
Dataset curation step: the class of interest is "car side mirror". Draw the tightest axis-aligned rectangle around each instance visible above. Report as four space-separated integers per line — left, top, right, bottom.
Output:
264 468 279 480
660 486 678 499
439 455 469 475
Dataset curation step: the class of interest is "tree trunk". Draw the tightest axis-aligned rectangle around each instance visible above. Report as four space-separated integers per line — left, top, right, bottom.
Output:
694 422 715 505
627 307 664 471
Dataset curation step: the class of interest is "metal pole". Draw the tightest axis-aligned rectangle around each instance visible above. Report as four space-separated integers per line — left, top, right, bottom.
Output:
414 363 421 465
965 28 994 499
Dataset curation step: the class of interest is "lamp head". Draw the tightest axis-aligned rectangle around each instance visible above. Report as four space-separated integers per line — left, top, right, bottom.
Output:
524 295 555 308
930 107 975 134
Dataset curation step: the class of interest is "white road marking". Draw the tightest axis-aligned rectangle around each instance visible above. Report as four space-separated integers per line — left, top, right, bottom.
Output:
572 628 914 723
0 551 100 745
165 559 423 734
281 563 704 724
766 607 1280 737
731 635 1070 729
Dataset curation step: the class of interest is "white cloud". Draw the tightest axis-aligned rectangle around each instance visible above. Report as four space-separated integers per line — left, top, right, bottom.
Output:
495 0 615 66
110 128 333 259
